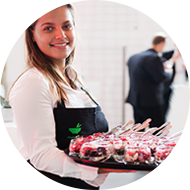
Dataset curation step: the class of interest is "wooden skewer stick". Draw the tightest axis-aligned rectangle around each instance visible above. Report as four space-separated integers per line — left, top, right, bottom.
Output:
154 124 172 137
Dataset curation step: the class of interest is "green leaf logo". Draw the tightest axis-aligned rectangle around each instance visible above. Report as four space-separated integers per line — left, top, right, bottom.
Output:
69 123 82 134
76 123 82 128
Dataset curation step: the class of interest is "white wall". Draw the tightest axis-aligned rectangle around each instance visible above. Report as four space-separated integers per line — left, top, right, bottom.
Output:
1 0 189 132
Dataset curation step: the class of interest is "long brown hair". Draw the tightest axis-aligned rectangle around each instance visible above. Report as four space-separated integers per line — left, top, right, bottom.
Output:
10 4 78 103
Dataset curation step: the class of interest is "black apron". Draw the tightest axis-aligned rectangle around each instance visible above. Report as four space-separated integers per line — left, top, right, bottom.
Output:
28 87 109 189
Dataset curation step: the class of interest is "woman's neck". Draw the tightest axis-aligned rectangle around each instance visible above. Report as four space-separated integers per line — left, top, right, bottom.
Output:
52 59 66 73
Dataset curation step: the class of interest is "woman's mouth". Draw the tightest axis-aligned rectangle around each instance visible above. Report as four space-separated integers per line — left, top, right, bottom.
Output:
50 42 69 48
53 43 67 47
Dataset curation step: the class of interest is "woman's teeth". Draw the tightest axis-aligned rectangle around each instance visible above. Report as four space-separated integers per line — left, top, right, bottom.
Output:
53 43 67 47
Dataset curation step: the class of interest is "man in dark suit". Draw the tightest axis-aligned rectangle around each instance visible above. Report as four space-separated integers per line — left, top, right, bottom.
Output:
162 38 190 119
126 33 176 130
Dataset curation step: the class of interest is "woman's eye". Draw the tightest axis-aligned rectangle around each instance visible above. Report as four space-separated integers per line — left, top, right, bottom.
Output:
63 25 72 30
44 26 54 31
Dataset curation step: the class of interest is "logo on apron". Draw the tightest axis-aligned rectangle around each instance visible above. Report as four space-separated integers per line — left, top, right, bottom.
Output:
68 123 82 139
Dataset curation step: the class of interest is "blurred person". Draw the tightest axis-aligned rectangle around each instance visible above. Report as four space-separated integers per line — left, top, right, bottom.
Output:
162 45 188 118
126 33 179 131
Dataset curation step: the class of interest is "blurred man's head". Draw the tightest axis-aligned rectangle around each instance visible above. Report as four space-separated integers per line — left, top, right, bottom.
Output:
175 38 186 54
152 32 167 53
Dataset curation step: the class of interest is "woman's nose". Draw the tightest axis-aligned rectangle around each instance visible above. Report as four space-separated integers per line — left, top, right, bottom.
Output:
55 28 66 40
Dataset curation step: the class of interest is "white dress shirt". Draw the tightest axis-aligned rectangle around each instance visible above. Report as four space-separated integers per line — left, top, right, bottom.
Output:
9 67 108 187
166 50 189 85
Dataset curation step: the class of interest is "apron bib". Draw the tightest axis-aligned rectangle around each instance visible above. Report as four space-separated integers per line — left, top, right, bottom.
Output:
28 87 109 189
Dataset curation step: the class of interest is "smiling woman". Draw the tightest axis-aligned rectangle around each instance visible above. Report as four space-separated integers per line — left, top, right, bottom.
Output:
8 4 111 190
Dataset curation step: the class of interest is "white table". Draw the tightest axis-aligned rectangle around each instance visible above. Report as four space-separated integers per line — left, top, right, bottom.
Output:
0 122 18 190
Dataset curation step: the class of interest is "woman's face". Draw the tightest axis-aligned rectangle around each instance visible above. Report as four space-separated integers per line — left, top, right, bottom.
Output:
32 6 76 66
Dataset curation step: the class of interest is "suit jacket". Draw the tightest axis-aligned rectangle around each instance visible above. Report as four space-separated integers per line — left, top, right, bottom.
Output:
162 50 190 83
126 49 172 107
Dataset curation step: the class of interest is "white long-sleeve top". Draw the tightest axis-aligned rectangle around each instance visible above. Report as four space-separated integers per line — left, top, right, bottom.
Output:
9 67 108 187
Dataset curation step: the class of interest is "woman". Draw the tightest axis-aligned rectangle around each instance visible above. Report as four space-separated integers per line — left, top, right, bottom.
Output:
9 4 134 189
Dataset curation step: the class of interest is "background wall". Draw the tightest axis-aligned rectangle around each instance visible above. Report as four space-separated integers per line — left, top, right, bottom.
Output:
1 0 189 133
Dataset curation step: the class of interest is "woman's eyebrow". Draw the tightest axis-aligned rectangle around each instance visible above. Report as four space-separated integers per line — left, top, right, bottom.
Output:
41 22 55 27
41 20 71 27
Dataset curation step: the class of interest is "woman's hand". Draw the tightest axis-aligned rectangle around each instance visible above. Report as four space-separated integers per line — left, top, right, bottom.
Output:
98 168 137 174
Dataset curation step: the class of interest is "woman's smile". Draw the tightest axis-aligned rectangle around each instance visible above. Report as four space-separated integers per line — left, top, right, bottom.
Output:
50 42 69 49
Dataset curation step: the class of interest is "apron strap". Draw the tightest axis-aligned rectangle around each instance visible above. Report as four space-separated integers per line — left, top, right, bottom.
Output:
81 87 99 106
8 179 26 190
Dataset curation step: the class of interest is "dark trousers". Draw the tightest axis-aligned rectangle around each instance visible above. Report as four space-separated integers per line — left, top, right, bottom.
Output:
133 105 165 131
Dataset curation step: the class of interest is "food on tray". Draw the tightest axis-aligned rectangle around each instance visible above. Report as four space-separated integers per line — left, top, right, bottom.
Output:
124 145 151 164
69 133 103 155
150 137 176 156
80 140 112 161
112 139 125 163
68 119 182 165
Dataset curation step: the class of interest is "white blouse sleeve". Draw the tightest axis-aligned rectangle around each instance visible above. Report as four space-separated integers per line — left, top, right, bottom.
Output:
9 72 108 186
